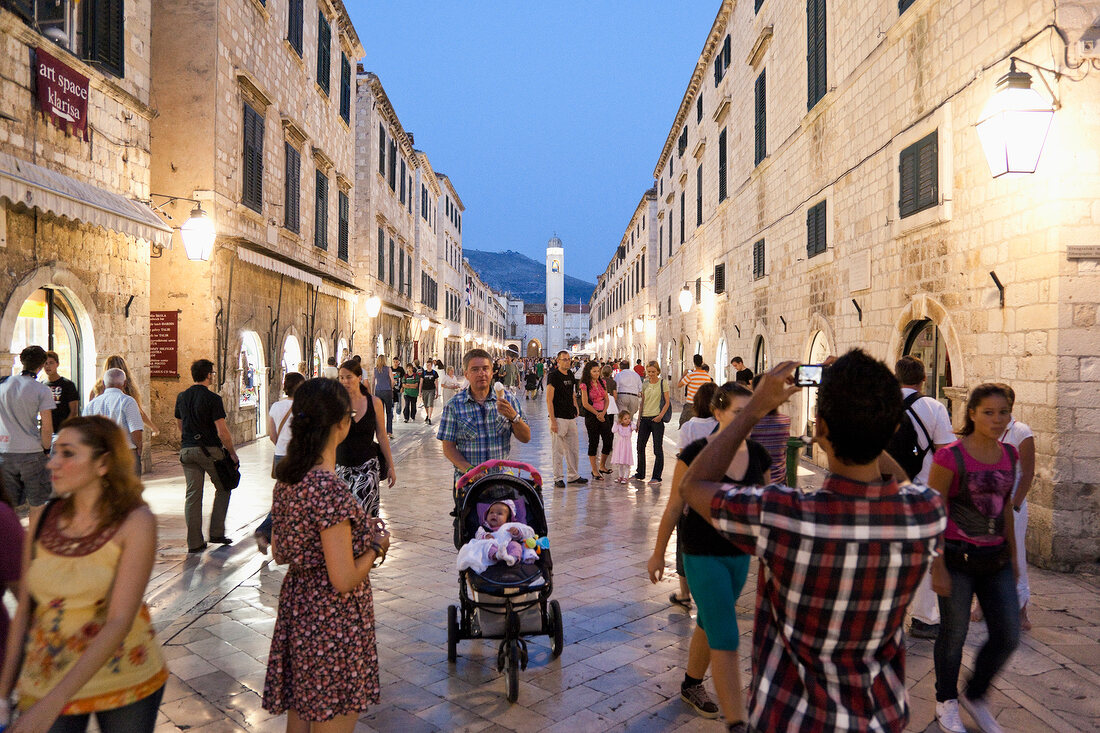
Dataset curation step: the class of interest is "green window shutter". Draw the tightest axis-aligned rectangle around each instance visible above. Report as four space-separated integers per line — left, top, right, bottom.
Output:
899 145 917 217
83 0 125 78
287 0 303 56
899 0 916 12
377 125 386 177
284 143 300 233
400 160 406 203
755 71 767 165
389 239 395 285
377 227 385 280
900 130 938 218
679 193 685 243
242 103 264 213
714 263 726 294
387 141 396 189
8 0 34 22
696 165 703 226
753 239 766 279
338 191 349 261
755 0 764 11
339 54 351 123
314 170 328 250
807 201 826 257
316 12 331 95
718 128 727 202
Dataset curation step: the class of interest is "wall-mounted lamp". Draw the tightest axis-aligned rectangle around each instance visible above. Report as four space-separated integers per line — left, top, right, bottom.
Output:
976 58 1057 178
633 317 644 333
150 194 216 261
365 296 382 318
678 284 694 313
616 325 625 338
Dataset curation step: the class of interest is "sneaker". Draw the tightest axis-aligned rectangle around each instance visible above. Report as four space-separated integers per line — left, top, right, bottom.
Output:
187 543 208 554
961 694 1004 733
909 619 940 639
210 536 233 545
680 682 720 719
554 480 566 488
936 700 967 733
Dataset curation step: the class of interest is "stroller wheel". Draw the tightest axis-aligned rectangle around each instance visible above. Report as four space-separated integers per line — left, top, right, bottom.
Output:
549 600 564 658
505 639 520 703
447 605 459 663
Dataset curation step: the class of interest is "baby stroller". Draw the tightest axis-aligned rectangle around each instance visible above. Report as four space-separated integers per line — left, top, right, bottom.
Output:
448 459 563 702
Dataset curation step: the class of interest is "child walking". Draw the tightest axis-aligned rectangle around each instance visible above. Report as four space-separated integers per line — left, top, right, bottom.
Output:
611 410 636 483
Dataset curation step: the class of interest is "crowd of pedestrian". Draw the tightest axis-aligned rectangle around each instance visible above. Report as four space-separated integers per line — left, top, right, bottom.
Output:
0 339 1040 732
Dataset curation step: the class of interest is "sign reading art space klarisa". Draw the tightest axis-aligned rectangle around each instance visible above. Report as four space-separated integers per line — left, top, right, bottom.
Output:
34 47 89 141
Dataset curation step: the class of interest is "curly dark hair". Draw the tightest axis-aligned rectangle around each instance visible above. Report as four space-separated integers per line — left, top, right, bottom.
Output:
816 349 903 465
275 378 351 485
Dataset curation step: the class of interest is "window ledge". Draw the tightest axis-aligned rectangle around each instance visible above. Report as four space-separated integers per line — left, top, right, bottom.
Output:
665 191 675 205
747 25 773 70
802 248 834 268
284 39 305 66
236 202 266 224
712 95 730 124
692 137 706 159
247 0 270 20
895 200 952 237
678 171 688 186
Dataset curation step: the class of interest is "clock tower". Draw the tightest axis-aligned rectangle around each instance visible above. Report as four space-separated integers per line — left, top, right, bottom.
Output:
546 236 565 356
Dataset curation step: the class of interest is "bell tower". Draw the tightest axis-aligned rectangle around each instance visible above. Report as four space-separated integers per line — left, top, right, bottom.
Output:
546 236 564 355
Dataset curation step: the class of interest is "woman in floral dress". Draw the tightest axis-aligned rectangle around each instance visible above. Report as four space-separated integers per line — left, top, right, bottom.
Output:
262 378 391 732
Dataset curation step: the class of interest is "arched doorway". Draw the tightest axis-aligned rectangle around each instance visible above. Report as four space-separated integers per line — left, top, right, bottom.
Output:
312 338 326 377
904 319 953 415
9 287 91 399
281 334 302 381
752 335 768 375
715 338 729 383
526 339 542 359
375 333 385 357
239 331 265 437
803 331 831 457
337 337 349 364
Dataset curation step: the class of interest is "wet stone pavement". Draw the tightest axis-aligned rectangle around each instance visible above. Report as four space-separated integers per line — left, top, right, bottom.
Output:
115 396 1100 731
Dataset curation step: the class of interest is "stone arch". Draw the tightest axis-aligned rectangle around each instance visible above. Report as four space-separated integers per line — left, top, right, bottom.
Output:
750 320 773 375
887 294 966 389
804 312 838 364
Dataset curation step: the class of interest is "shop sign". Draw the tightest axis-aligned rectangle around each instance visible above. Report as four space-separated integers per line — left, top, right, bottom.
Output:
34 47 90 141
150 311 179 378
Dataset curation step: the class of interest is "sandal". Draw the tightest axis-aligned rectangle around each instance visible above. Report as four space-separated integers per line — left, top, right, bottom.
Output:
669 593 693 611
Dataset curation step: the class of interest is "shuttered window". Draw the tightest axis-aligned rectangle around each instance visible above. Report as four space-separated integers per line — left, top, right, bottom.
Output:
807 0 827 110
316 11 331 95
696 165 703 226
679 194 685 244
899 130 939 218
287 0 303 56
640 255 645 288
339 53 351 123
377 227 385 280
718 128 728 203
284 142 300 233
754 71 767 166
714 34 732 86
314 170 328 250
399 160 406 203
337 191 349 261
696 95 703 123
677 126 688 157
83 0 125 78
387 141 397 190
377 125 386 177
714 263 726 294
398 249 405 295
753 239 766 279
388 239 395 285
241 103 264 213
658 225 663 266
899 0 916 12
806 201 827 258
755 0 765 11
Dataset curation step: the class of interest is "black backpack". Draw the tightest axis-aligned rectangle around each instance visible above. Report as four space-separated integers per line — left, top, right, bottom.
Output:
886 392 934 481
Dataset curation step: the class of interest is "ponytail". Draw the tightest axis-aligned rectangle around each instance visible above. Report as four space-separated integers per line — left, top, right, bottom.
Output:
275 378 350 485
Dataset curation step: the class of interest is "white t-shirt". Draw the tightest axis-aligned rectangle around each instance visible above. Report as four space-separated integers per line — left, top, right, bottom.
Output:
614 368 643 397
0 375 55 453
679 416 718 451
1000 417 1033 448
901 388 956 484
269 398 294 455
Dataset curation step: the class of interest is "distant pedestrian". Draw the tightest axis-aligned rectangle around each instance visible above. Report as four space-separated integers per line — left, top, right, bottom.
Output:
502 354 520 396
546 350 587 488
42 350 79 435
372 355 395 437
0 345 54 517
614 359 643 419
420 361 439 425
524 367 540 400
535 359 545 392
84 368 144 476
174 358 237 553
633 359 646 378
401 363 420 422
579 362 613 481
731 357 753 385
635 361 670 484
323 356 339 379
440 365 465 407
337 360 396 517
929 384 1021 733
253 371 306 555
677 354 712 428
1 416 167 733
263 378 391 731
88 355 157 436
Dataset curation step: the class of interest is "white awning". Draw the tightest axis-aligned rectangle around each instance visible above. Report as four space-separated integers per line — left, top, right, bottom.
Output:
237 247 322 287
0 152 173 246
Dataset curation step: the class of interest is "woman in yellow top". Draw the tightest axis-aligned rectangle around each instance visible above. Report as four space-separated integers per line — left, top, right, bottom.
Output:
0 416 166 732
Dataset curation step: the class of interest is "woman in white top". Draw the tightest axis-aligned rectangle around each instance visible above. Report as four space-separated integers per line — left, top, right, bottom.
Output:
678 382 719 450
995 383 1036 630
254 372 306 555
439 366 465 407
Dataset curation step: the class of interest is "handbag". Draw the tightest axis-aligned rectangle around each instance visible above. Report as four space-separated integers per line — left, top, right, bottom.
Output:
201 444 241 491
943 540 1010 575
659 379 672 423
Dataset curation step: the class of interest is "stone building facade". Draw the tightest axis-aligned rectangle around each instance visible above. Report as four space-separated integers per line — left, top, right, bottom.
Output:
149 0 363 446
0 0 172 459
589 0 1100 569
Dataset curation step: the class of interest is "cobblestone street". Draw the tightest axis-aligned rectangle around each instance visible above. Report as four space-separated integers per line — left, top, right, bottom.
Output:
131 397 1100 733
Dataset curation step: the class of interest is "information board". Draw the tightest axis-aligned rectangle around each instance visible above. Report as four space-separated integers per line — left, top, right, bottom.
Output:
150 311 179 377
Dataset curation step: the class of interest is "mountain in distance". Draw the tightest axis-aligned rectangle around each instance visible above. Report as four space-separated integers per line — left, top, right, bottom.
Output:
463 248 595 305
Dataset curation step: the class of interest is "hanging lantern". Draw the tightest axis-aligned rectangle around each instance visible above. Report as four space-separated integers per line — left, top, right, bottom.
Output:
678 285 693 313
179 205 216 261
976 60 1055 178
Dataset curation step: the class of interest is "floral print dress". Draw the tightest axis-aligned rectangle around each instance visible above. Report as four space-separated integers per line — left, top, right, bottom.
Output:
262 469 380 721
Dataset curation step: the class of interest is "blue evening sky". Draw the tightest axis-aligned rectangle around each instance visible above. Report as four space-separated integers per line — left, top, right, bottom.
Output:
347 2 722 285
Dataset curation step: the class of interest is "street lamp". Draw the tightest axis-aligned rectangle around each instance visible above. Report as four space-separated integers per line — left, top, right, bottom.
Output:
365 296 381 318
179 204 216 261
441 326 450 340
633 318 644 333
679 285 693 314
616 325 625 338
976 59 1056 178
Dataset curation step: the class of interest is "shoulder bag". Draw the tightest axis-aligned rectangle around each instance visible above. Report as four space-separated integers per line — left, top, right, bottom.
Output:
201 444 241 491
270 409 292 479
659 379 672 423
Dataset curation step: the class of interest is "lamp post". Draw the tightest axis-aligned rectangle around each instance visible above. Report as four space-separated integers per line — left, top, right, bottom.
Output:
976 59 1056 178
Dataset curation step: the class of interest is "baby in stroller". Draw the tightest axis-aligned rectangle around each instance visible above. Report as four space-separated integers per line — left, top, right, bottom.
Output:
456 499 538 572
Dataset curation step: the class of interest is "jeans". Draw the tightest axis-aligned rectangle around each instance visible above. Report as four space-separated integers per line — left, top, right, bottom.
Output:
179 446 230 550
0 451 51 507
584 413 613 457
635 417 665 480
48 683 164 732
934 559 1020 702
403 393 418 421
376 391 394 434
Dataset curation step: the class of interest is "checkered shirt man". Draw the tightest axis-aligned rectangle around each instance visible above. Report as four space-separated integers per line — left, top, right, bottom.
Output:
437 386 525 478
708 475 946 732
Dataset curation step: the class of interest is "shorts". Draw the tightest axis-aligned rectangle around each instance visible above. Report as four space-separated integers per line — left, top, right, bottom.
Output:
421 390 437 407
0 451 52 507
682 552 750 651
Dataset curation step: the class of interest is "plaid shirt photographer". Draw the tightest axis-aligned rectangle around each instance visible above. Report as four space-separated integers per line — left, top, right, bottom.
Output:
436 387 525 479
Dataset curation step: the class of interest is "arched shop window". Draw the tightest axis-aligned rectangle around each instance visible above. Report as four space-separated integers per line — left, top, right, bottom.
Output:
312 338 326 377
904 319 953 416
753 335 768 376
11 288 84 396
281 334 302 381
803 331 830 457
715 338 728 383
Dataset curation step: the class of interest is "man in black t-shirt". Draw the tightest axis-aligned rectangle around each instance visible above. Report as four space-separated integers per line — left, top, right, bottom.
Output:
731 356 754 385
545 350 587 488
174 359 238 553
420 362 439 425
43 351 80 433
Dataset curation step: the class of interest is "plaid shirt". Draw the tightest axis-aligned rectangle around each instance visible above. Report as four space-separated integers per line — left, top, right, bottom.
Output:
708 475 945 732
436 388 524 476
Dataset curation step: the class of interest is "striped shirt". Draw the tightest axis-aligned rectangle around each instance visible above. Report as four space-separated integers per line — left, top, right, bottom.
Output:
749 412 792 484
677 368 713 402
708 475 946 732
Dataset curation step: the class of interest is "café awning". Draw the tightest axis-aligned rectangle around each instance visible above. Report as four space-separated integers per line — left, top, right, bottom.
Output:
0 152 173 246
